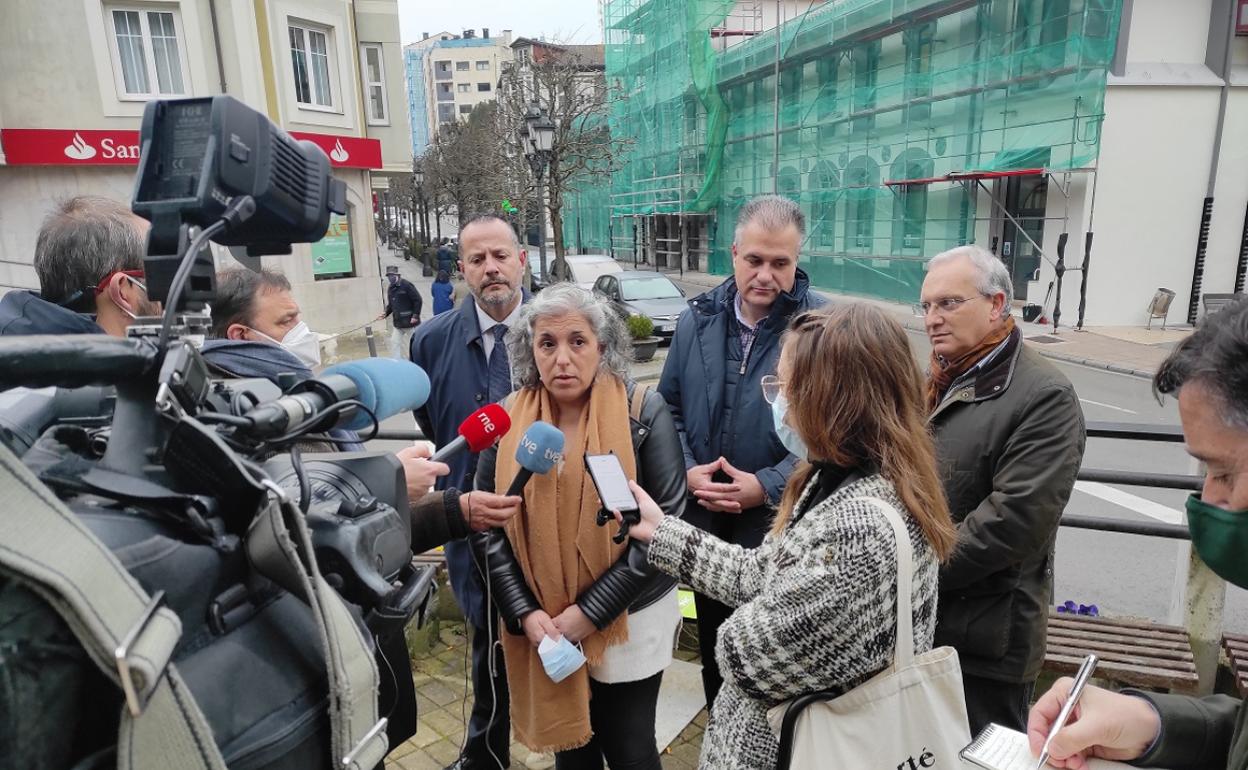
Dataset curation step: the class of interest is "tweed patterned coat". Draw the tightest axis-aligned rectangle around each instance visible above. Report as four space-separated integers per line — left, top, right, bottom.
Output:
648 473 940 769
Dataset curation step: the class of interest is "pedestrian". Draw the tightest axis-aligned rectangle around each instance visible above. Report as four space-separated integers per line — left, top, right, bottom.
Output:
0 196 158 338
409 213 530 770
628 304 957 769
1026 297 1248 769
377 265 423 359
471 284 686 769
437 237 455 277
657 194 823 709
432 269 454 315
921 245 1085 735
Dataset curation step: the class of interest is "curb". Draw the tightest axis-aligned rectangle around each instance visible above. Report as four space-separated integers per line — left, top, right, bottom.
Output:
1025 350 1154 380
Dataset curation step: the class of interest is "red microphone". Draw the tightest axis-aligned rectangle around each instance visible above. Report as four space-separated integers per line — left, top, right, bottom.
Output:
429 403 511 463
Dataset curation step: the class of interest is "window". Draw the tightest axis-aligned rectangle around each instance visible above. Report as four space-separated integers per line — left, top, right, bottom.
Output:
890 151 934 252
476 60 490 70
458 104 473 114
815 57 838 120
851 41 880 133
289 22 334 108
437 83 453 101
456 61 469 71
477 82 491 92
434 60 452 80
457 82 470 93
105 6 189 99
843 156 879 252
359 43 388 124
438 103 456 123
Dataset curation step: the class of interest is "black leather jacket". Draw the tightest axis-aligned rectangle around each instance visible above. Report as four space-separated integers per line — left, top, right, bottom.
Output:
470 380 686 635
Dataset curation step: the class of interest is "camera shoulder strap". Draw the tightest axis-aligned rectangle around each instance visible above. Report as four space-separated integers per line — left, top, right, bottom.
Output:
246 491 390 770
0 441 227 770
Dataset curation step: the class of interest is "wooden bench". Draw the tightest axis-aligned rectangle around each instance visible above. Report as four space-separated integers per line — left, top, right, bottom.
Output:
1222 633 1248 696
1045 610 1199 694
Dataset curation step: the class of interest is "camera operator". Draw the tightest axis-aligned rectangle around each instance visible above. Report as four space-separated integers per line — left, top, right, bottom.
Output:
0 196 159 337
200 266 522 748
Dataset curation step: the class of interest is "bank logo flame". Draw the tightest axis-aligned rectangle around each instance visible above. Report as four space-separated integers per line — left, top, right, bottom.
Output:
329 138 349 163
64 132 97 161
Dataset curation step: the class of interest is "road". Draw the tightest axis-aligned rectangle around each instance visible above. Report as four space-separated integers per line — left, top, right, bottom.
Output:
662 275 1248 633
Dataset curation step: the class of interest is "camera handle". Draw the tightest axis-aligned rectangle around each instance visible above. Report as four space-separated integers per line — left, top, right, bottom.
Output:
596 506 639 544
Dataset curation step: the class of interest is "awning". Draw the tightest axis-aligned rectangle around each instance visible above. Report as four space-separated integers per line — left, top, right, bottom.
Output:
883 168 1047 187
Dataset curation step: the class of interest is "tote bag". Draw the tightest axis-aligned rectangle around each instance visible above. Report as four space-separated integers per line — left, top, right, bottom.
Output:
767 497 971 770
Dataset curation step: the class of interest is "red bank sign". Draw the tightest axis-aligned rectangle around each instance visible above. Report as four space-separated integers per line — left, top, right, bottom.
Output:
1 128 382 169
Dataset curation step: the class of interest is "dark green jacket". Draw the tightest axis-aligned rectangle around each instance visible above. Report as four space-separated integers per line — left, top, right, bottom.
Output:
930 334 1085 682
1132 691 1248 769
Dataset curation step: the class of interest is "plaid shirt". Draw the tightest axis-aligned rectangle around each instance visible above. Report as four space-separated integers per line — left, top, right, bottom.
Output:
733 292 759 363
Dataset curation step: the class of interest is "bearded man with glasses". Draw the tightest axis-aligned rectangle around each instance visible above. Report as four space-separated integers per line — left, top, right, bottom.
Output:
920 245 1085 735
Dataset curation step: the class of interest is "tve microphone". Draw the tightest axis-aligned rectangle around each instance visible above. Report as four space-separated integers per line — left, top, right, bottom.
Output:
505 421 565 497
430 403 511 463
243 358 431 436
321 358 432 430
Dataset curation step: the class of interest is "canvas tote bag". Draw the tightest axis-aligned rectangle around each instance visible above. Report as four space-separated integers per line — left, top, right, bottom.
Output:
767 497 971 770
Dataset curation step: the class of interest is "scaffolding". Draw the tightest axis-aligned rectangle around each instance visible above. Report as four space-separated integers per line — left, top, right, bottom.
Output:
568 0 1122 302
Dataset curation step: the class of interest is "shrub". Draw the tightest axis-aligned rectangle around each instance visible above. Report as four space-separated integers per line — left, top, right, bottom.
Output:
626 314 654 340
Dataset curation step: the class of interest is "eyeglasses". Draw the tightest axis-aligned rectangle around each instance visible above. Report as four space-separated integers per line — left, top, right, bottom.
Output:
917 295 984 317
761 374 784 404
94 269 146 296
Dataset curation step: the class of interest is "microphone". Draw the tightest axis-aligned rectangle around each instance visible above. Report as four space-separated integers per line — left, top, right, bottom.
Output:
505 421 565 497
430 403 511 462
242 358 431 436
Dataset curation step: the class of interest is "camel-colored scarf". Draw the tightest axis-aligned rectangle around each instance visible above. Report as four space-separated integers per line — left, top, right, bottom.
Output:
925 316 1017 412
494 376 635 753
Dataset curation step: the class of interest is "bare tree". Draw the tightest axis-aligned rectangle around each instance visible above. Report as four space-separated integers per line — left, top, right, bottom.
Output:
424 102 508 226
498 44 628 280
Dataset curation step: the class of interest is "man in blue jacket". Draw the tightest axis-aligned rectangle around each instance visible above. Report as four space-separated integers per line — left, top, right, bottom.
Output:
409 214 528 770
658 194 823 707
0 196 158 338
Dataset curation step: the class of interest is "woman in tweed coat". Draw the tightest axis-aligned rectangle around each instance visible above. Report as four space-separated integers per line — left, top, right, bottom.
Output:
624 304 958 769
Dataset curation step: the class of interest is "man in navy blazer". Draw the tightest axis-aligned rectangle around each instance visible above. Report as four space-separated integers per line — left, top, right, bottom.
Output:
409 214 528 770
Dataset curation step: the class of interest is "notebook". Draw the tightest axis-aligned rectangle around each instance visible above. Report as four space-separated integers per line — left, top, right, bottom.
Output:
960 723 1134 770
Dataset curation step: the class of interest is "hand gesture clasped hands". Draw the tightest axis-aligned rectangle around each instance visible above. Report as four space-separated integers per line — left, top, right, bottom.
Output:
686 457 765 513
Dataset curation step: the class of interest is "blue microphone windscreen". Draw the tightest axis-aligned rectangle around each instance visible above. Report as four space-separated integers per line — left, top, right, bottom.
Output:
323 358 431 430
514 421 565 474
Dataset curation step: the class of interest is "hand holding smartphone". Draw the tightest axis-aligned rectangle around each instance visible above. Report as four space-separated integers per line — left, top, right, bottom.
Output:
585 452 638 543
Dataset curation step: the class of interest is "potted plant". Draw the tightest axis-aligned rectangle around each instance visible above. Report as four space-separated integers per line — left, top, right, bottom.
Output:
627 314 661 363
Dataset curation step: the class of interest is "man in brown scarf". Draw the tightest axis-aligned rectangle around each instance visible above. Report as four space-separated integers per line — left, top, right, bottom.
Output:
921 245 1085 736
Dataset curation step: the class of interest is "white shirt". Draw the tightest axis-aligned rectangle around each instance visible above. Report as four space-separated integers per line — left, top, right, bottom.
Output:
474 299 523 361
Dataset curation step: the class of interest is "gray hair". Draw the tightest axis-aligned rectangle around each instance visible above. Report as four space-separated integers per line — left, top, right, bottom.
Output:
1154 296 1248 429
34 196 146 310
506 283 632 390
927 245 1014 307
733 194 806 244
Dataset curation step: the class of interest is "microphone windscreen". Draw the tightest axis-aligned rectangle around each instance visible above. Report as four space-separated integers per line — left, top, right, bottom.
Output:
458 403 511 452
514 421 565 474
322 358 431 430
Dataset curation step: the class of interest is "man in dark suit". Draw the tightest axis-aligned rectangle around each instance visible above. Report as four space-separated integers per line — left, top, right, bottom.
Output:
409 214 527 770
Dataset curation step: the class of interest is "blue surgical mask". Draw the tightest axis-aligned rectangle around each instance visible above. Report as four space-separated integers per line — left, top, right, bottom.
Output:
538 635 586 684
771 393 808 460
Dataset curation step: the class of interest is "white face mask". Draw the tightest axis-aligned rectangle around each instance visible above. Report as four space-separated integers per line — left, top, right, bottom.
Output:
251 321 321 368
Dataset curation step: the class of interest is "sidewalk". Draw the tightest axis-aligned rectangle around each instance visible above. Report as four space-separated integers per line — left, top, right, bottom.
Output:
664 267 1188 380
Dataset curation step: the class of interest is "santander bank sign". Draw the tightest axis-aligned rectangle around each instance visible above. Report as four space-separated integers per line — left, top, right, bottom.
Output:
1 128 381 169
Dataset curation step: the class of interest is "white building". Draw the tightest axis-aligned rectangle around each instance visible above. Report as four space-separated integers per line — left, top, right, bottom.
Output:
957 0 1248 328
403 29 513 156
0 0 412 332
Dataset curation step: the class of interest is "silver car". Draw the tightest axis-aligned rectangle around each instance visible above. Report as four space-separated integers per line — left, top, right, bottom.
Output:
592 271 688 341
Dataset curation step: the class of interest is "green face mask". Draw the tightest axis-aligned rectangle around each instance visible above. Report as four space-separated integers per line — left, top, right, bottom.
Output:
1187 494 1248 589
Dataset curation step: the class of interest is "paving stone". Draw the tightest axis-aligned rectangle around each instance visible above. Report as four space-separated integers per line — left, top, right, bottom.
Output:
417 678 461 707
421 707 468 742
394 749 443 770
423 738 463 766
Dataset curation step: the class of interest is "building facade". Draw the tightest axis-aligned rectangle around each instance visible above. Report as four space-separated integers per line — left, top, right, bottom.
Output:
576 0 1248 328
403 29 513 158
0 0 412 333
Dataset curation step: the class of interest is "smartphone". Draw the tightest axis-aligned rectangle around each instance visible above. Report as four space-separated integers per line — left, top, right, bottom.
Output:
585 452 638 513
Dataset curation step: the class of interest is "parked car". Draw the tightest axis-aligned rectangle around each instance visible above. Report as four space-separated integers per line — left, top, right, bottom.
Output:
592 271 688 341
529 253 624 293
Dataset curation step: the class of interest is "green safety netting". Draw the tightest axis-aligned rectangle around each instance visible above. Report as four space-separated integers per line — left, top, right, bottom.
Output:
565 0 1121 302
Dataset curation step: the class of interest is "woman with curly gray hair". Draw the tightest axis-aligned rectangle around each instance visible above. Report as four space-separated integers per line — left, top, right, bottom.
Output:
471 283 687 769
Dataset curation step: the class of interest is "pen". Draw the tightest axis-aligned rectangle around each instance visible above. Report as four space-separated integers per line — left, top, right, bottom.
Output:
1035 653 1099 770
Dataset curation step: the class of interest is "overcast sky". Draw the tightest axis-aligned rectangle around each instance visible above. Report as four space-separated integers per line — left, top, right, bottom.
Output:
397 0 603 46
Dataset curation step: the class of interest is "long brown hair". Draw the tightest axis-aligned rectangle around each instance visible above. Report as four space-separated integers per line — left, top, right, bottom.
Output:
772 304 957 561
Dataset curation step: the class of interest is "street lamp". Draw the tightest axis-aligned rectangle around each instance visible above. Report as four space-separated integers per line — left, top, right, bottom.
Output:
522 104 557 282
413 164 428 247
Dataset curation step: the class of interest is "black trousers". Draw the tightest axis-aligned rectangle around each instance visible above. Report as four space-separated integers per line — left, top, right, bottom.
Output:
962 673 1034 736
692 592 733 708
554 673 664 770
461 619 511 768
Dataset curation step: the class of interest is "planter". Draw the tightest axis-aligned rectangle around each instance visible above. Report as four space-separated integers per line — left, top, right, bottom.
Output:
632 336 661 363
